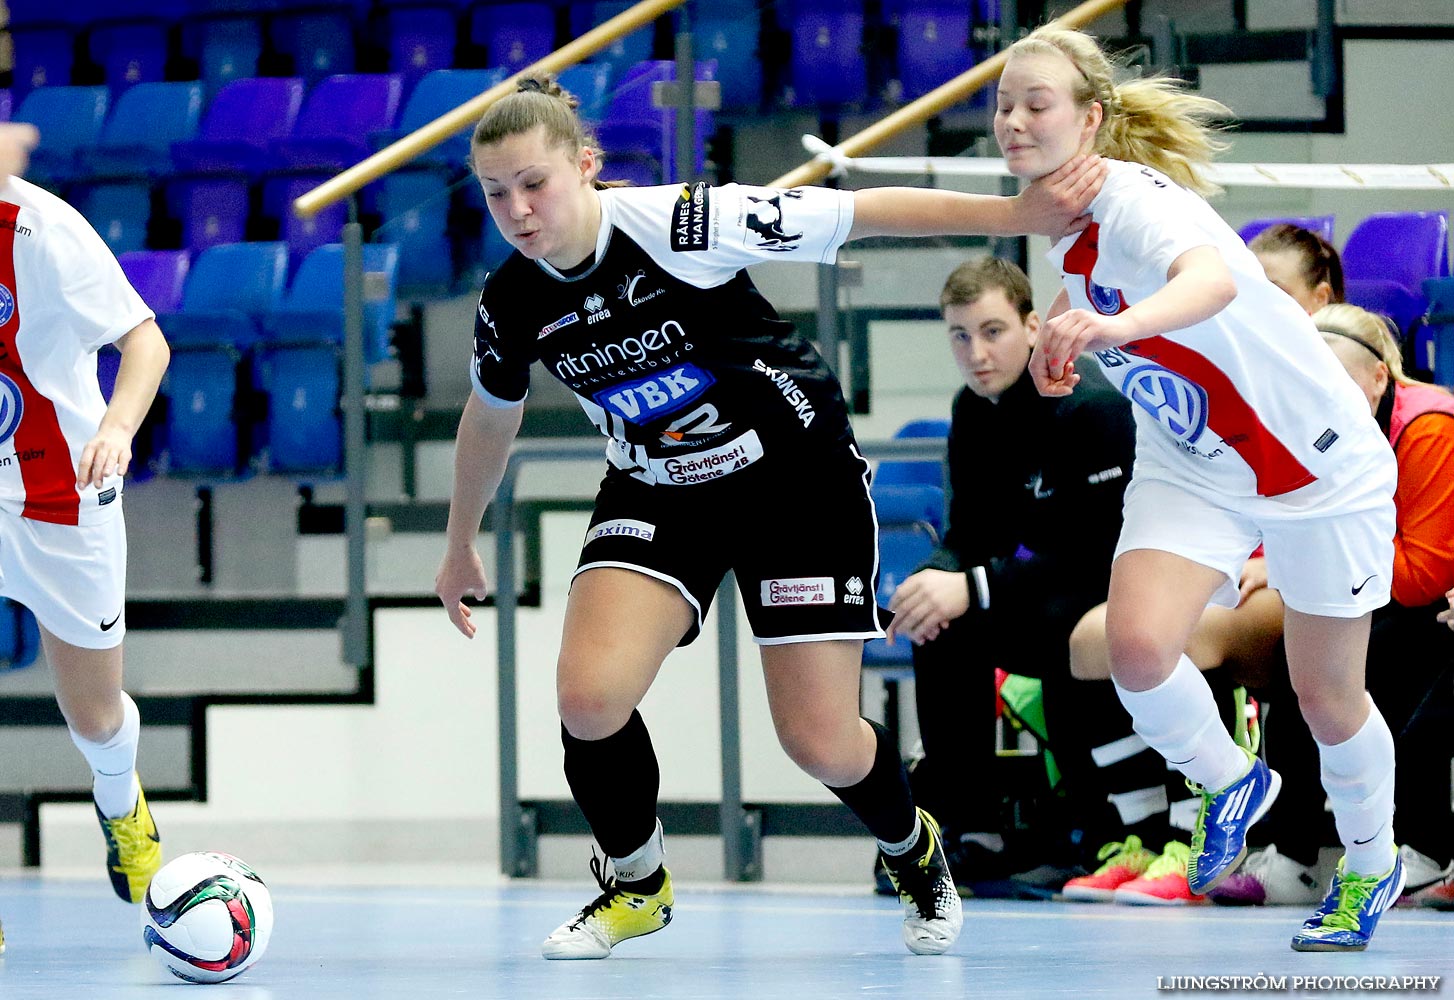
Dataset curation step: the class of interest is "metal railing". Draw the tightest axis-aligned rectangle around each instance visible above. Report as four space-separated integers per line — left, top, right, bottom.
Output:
492 437 949 881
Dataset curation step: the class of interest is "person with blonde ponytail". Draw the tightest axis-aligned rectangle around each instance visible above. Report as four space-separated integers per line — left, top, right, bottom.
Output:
434 75 1106 961
995 27 1404 950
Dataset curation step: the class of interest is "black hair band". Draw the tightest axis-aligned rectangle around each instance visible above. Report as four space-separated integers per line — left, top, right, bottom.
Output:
1319 327 1387 366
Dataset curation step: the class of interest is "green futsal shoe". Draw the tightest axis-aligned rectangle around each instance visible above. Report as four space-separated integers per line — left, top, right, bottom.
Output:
541 854 674 959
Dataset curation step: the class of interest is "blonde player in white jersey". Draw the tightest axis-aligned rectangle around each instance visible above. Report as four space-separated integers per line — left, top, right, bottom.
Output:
993 27 1401 952
0 122 170 937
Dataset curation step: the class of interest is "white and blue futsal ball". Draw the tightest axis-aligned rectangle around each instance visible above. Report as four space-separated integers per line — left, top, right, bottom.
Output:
141 851 273 984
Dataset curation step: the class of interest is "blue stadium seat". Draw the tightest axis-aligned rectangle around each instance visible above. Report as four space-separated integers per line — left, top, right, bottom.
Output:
162 347 249 474
14 86 109 182
157 242 289 475
261 242 400 363
80 81 204 179
0 90 10 122
893 5 973 101
874 418 949 488
256 344 343 473
377 67 508 168
270 10 357 83
169 177 250 255
1343 211 1450 292
1345 279 1427 336
570 2 655 79
861 483 944 670
264 176 349 269
557 63 613 124
9 26 74 96
1237 214 1336 245
695 9 762 112
376 171 455 292
172 77 306 176
183 15 265 97
75 181 152 255
470 3 556 75
0 598 42 671
160 241 289 349
119 249 192 314
597 60 717 182
784 1 867 110
89 20 170 91
1422 277 1454 386
269 73 405 171
381 3 459 91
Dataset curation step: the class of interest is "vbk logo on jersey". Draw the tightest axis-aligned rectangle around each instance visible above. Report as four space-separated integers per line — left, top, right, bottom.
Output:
1088 281 1126 316
0 372 24 446
1122 363 1209 442
594 363 715 424
0 283 14 327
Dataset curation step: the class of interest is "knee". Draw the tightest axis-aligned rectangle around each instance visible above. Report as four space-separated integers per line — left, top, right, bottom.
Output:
1068 614 1108 681
1105 619 1178 688
556 667 632 740
777 720 865 785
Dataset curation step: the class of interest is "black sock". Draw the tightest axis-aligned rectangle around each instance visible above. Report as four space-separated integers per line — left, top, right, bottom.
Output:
562 709 660 861
825 719 918 847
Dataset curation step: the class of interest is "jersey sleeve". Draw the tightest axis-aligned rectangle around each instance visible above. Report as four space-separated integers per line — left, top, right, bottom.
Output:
1093 169 1225 290
470 286 530 407
43 206 155 351
608 182 855 287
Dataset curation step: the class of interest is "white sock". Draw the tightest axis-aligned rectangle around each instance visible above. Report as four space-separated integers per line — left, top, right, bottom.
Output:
68 691 141 819
1113 655 1247 792
879 811 923 858
1318 697 1397 877
611 818 665 883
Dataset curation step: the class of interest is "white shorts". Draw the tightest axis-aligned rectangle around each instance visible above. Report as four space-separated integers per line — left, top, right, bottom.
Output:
1114 462 1396 619
0 506 127 649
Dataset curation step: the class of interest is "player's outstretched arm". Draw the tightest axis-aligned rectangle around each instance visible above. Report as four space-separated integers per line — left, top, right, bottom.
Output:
77 318 169 488
848 154 1105 241
436 393 523 638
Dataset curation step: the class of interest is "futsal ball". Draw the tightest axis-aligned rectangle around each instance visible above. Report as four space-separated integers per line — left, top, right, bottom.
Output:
141 851 273 984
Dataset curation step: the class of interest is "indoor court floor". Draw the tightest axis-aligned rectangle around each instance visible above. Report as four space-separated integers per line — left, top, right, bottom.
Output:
0 870 1449 998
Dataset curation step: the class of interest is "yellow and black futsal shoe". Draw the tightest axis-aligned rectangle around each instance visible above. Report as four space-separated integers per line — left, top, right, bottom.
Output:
541 853 674 959
96 779 162 903
880 808 964 955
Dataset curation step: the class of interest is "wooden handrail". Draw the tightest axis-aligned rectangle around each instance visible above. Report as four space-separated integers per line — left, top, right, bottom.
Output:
294 0 688 218
770 0 1130 189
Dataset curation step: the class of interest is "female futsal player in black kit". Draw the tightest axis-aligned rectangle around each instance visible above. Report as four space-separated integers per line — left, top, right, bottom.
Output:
434 77 1103 959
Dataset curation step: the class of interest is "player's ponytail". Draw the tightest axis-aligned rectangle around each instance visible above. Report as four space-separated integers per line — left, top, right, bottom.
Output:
470 75 628 188
1007 27 1231 197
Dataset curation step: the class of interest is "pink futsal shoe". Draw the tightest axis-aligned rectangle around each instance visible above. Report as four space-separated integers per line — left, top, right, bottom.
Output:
1062 836 1158 902
1113 842 1207 906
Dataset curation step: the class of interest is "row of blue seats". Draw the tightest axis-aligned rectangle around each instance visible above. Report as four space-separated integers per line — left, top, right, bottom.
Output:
106 241 400 476
8 1 998 114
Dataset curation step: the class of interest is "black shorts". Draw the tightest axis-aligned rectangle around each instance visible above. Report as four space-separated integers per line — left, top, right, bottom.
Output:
574 443 891 645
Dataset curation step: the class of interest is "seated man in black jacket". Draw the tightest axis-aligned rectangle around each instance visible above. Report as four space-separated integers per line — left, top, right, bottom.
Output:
885 258 1173 895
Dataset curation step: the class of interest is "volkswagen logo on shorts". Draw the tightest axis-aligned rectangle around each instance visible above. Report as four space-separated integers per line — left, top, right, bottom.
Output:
0 373 23 446
1088 281 1125 315
0 283 14 326
1122 363 1208 442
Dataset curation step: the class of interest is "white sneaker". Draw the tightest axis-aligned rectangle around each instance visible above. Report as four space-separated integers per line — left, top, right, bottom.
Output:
880 809 963 956
1206 845 1322 906
1398 845 1454 899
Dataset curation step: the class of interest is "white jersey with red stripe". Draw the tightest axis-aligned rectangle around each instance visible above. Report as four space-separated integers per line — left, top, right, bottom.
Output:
1045 159 1386 500
0 177 154 525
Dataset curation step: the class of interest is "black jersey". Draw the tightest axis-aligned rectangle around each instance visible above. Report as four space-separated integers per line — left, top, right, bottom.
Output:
471 182 857 486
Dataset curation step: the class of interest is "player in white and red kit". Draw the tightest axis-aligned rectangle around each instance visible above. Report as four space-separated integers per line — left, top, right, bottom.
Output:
0 138 171 923
995 27 1401 951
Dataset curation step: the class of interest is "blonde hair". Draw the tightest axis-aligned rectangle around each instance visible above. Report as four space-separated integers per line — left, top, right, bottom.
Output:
1006 27 1232 197
471 76 626 189
1313 303 1437 390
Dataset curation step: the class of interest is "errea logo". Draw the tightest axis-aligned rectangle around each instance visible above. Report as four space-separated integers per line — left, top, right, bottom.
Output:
585 293 612 325
844 576 865 605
